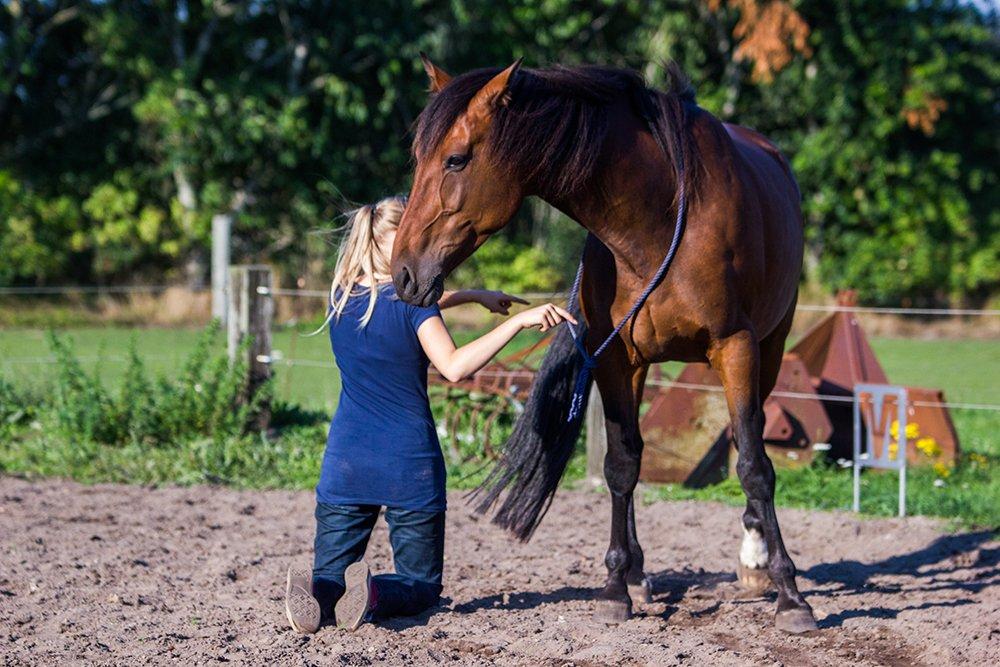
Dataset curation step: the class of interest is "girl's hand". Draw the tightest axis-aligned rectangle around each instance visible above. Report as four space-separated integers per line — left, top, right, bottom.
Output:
474 289 529 315
513 303 577 332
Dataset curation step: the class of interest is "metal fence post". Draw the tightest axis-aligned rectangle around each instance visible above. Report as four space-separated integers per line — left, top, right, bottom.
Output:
227 264 273 430
585 384 607 486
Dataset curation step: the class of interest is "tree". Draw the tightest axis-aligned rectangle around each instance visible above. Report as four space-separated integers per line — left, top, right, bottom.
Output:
1 0 996 305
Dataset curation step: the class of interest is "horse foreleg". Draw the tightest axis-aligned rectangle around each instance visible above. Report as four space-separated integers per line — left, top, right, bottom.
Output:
626 495 652 604
592 355 648 623
710 329 817 634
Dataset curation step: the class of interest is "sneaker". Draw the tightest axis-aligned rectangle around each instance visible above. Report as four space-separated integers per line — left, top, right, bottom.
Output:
285 565 321 634
335 561 372 631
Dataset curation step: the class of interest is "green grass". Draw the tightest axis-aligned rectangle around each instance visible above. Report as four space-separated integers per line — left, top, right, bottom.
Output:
0 325 997 527
868 337 1000 407
0 326 346 413
641 458 998 529
0 325 547 415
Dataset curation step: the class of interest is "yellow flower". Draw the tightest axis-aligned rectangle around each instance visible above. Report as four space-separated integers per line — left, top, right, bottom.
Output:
915 437 941 458
890 420 921 442
933 462 952 478
887 442 899 460
968 452 987 466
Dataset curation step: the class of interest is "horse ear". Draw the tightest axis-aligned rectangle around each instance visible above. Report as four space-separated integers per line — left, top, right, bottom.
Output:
467 58 523 119
420 52 452 93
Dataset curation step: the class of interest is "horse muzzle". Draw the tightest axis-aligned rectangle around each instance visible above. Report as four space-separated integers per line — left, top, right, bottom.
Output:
394 264 444 307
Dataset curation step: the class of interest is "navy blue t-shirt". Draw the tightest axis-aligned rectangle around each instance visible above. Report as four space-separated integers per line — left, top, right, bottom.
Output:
317 283 446 511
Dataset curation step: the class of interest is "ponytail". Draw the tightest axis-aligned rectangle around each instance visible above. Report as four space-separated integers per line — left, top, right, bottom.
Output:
308 195 406 334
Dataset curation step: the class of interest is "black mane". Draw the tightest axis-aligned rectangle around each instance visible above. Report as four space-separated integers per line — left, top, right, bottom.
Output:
413 63 697 201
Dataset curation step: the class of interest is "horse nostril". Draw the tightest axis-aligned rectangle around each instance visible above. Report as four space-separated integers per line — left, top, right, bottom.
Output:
399 265 415 296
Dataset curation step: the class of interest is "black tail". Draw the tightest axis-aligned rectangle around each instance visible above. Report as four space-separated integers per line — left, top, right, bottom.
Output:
470 309 590 542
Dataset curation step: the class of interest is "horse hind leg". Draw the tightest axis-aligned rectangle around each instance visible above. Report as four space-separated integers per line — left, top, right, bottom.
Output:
737 302 795 597
737 523 772 595
709 328 817 634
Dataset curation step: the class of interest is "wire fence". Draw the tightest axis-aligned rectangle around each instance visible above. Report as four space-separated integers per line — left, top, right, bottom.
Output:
265 287 1000 317
3 283 1000 318
3 283 998 412
0 285 207 295
9 352 997 412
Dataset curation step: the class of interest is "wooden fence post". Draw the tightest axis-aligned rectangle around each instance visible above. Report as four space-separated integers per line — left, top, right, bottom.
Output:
585 385 607 486
227 264 273 430
211 214 231 325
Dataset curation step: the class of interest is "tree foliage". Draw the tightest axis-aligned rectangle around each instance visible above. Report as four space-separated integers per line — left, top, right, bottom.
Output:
1 0 996 304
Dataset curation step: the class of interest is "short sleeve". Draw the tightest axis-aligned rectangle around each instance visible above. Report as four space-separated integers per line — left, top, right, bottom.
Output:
408 302 441 332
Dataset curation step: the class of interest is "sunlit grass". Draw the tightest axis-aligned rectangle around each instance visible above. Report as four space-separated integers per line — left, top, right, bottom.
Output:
0 325 996 527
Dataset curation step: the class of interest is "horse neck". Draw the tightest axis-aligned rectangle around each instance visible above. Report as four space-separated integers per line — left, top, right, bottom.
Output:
551 112 684 279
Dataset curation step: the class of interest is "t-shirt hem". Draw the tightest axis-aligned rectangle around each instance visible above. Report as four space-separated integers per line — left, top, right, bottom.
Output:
315 492 447 513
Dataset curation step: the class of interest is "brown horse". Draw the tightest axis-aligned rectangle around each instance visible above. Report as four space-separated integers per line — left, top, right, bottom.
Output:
391 56 817 634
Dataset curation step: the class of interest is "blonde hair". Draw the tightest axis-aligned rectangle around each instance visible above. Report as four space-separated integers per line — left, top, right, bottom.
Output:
319 195 406 330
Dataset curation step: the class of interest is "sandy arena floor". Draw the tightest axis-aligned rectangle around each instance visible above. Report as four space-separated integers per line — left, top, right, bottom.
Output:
0 476 997 666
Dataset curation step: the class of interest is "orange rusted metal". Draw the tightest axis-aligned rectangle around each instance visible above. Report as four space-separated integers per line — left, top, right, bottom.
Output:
638 352 832 486
856 386 960 466
788 291 889 394
763 354 834 450
638 290 959 484
787 291 958 464
638 363 730 486
904 387 960 465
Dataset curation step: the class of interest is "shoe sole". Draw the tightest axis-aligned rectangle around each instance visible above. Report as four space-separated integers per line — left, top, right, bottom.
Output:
285 566 321 634
335 561 371 631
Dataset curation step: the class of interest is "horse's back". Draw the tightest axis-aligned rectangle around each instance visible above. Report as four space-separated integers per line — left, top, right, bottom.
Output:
723 123 800 203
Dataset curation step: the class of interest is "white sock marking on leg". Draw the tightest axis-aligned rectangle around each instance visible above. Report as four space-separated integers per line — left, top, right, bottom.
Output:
740 526 768 569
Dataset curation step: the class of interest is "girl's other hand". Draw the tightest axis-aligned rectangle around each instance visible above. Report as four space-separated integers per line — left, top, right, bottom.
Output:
475 290 529 315
514 303 577 332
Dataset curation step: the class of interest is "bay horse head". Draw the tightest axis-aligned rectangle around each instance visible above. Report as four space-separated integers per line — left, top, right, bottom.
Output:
392 56 650 306
391 56 524 306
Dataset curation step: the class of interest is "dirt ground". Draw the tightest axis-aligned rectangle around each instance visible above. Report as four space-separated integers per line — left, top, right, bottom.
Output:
1 477 996 666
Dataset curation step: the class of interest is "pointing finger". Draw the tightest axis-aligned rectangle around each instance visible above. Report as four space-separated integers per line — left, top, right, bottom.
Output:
553 305 578 325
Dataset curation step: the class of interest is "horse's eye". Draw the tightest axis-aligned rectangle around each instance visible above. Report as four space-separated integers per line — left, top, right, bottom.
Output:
444 153 469 171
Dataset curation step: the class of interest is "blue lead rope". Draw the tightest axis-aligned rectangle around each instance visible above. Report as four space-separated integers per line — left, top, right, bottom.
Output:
564 147 688 422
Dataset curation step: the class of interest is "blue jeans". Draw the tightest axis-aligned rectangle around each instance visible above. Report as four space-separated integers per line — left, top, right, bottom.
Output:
312 503 444 621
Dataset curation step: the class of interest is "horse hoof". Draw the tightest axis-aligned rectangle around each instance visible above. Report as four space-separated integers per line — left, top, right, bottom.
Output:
594 599 632 624
775 606 818 634
737 562 771 595
628 578 653 606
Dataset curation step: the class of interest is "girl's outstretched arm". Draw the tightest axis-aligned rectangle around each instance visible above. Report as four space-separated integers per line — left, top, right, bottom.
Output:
417 303 576 382
437 289 529 314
